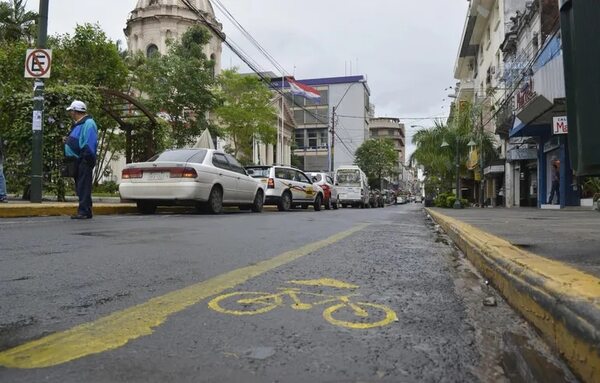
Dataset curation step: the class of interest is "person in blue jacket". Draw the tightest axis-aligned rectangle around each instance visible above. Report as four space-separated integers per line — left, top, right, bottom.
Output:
64 100 98 219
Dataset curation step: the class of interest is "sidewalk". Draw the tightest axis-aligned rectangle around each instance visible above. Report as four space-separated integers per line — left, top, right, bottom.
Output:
426 207 600 383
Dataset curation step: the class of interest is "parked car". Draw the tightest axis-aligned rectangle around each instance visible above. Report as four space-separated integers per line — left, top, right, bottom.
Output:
245 165 324 212
119 149 265 214
308 172 338 210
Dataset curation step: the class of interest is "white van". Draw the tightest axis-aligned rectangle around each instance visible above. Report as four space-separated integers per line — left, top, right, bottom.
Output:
334 166 370 208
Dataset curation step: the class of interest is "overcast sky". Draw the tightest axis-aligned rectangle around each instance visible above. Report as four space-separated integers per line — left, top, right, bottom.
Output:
25 0 468 158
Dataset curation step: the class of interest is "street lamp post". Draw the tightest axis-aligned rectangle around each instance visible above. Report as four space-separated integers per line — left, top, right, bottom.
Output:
441 139 462 209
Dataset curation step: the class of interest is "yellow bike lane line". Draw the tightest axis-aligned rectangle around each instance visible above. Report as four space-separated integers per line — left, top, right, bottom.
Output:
0 224 369 369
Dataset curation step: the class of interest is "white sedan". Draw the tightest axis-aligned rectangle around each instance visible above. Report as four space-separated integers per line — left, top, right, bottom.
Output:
119 149 265 214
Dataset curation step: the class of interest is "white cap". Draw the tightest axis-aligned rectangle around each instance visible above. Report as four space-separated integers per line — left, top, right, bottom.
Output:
66 100 87 112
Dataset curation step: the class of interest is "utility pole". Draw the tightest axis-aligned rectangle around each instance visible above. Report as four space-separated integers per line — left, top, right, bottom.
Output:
31 0 49 203
329 106 336 172
479 110 485 207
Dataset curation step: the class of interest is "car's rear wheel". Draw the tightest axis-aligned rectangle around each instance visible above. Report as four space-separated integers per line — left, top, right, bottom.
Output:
332 197 339 209
136 201 157 214
251 190 264 213
278 191 292 211
314 194 323 211
207 186 223 214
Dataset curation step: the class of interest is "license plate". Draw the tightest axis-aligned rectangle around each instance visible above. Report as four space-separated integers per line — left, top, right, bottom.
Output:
148 172 168 181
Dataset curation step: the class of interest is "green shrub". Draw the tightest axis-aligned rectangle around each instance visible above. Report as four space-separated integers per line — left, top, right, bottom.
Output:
94 181 119 194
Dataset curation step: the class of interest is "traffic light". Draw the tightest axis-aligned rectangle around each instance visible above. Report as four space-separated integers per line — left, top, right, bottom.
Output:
560 0 600 175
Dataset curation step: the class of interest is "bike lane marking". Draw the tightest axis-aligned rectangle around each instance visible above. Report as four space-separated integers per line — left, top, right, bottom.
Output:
207 278 398 330
0 224 369 369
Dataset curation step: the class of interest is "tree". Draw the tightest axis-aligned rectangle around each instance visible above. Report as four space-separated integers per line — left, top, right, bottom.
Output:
354 138 398 189
0 0 37 44
213 68 277 164
0 23 132 198
134 25 218 148
410 101 496 196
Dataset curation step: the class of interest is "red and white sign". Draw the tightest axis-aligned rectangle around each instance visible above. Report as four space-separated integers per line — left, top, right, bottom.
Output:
553 116 568 135
24 49 52 78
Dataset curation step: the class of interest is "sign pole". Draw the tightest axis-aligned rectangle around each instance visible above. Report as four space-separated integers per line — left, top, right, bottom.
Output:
31 0 49 203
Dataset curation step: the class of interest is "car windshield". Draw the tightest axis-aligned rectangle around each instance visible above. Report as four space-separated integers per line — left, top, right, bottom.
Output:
147 149 207 163
336 170 361 186
245 167 271 178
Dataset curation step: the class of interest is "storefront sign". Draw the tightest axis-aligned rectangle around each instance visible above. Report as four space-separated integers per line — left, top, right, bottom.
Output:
553 116 568 134
516 77 537 111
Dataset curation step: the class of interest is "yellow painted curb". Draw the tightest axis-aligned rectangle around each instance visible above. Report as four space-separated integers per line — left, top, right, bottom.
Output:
0 203 137 218
426 208 600 383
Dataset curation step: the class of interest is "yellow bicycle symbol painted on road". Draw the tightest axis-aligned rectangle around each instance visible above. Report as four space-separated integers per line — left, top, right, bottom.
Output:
208 278 398 329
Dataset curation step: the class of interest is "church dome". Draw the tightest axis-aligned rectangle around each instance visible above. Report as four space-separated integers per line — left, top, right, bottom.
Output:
134 0 215 16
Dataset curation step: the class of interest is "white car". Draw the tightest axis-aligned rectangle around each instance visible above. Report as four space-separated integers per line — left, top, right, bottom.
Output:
308 172 339 210
245 165 324 211
119 149 265 214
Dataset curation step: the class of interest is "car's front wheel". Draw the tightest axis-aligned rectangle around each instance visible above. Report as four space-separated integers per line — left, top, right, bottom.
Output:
313 194 323 211
278 191 292 212
251 190 264 213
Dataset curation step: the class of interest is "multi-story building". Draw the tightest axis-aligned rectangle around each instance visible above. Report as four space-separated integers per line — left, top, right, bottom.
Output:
271 76 370 172
500 0 577 208
453 0 523 206
369 117 405 168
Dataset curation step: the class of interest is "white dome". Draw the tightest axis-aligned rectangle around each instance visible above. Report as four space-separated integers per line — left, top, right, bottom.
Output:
134 0 215 15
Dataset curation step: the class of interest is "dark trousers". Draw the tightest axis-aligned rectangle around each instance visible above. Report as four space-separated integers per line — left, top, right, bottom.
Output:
548 181 560 204
74 160 94 217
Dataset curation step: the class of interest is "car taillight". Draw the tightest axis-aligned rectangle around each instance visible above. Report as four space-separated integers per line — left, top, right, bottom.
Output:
267 178 275 189
122 168 143 179
170 167 198 178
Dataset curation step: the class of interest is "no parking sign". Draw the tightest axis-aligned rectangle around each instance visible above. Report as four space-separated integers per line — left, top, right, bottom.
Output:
24 49 52 78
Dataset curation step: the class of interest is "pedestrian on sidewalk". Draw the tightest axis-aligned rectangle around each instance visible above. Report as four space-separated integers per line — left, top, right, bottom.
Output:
0 137 7 203
547 157 560 205
64 100 98 219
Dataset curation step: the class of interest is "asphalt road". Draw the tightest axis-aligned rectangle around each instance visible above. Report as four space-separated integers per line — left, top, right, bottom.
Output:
0 204 577 382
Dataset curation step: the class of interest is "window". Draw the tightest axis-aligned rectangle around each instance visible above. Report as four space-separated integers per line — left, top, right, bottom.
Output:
305 111 318 124
225 154 246 175
212 153 230 170
294 110 304 124
307 130 318 148
327 176 334 184
149 149 206 162
293 170 311 184
318 129 328 148
295 129 305 149
146 44 159 58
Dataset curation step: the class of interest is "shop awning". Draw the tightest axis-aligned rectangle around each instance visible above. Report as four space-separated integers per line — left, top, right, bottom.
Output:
509 118 550 138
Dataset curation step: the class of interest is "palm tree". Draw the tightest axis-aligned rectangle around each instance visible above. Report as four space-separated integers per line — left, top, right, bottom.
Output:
410 101 497 196
0 0 38 44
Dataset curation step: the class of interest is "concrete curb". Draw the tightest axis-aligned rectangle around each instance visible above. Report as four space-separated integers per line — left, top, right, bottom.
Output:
0 203 137 218
426 208 600 383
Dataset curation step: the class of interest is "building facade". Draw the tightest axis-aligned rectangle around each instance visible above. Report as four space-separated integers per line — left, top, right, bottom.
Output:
501 0 578 208
453 0 524 206
124 0 223 74
369 117 406 167
273 76 370 172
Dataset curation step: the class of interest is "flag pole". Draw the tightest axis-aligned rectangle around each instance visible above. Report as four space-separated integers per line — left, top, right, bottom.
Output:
280 77 284 164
